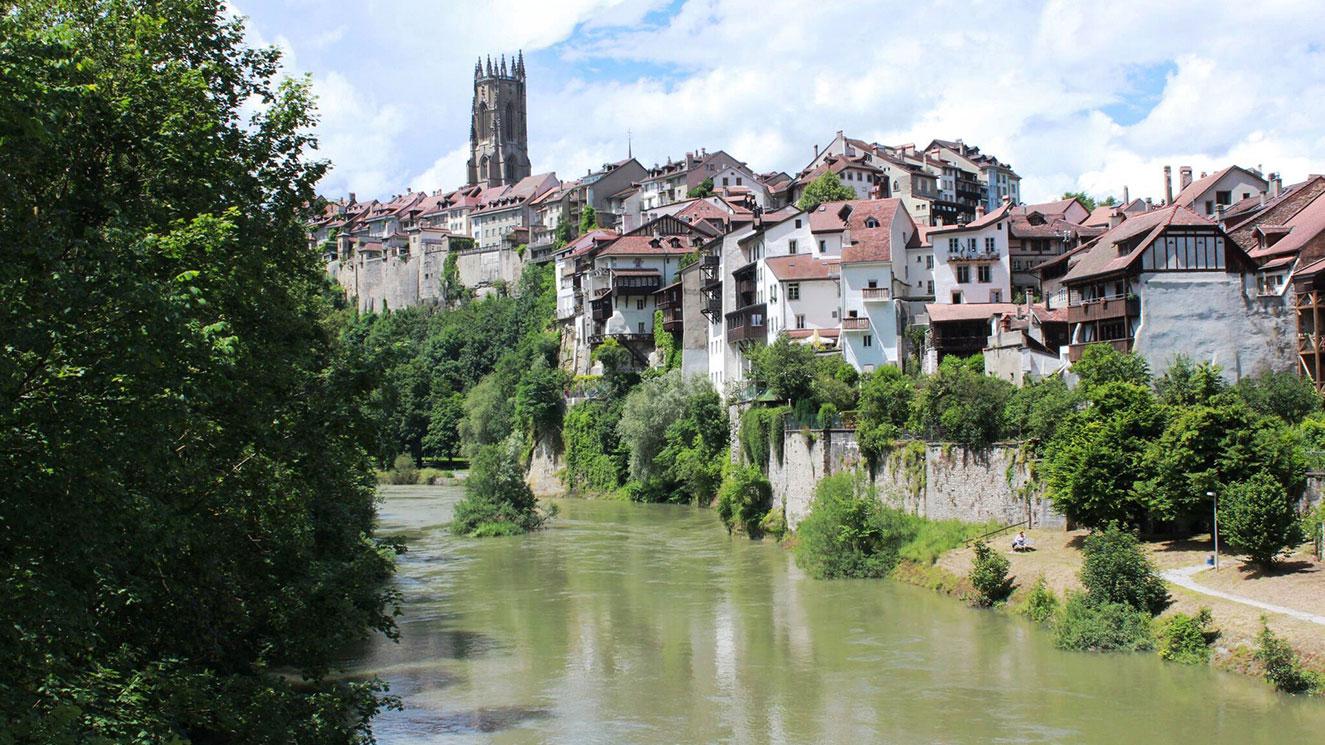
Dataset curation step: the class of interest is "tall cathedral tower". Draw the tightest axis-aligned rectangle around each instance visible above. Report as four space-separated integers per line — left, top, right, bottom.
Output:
467 51 530 188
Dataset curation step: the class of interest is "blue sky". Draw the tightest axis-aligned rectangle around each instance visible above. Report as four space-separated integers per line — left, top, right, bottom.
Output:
234 0 1325 204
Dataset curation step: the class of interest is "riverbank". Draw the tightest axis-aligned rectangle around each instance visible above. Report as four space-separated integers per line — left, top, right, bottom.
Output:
898 528 1325 686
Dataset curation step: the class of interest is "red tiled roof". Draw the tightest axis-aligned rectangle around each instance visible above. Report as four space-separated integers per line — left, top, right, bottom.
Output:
1173 166 1266 209
1060 205 1218 283
925 302 1020 323
1083 205 1116 227
1248 190 1325 261
597 234 698 257
765 255 839 281
929 201 1014 234
807 199 909 263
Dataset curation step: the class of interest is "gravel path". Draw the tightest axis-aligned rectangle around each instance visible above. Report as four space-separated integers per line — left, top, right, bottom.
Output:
1161 564 1325 627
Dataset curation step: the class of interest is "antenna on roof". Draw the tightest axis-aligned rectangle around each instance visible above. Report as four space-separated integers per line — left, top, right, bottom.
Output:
627 129 632 159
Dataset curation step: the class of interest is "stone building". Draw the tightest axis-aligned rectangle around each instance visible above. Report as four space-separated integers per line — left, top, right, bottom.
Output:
467 52 530 188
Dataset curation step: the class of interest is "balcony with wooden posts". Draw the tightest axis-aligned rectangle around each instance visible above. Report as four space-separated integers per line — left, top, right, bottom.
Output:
861 286 891 302
612 270 662 295
656 281 683 333
841 316 871 331
725 303 767 343
1067 295 1140 324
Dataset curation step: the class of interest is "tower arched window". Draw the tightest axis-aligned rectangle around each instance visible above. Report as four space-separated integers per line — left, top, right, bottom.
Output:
477 102 489 138
504 103 514 139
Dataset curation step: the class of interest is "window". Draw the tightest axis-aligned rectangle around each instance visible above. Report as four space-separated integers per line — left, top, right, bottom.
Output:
634 258 643 267
956 266 971 283
795 218 802 229
722 177 729 186
1216 190 1231 206
736 177 743 186
985 237 995 252
796 314 806 329
788 282 800 300
952 291 962 304
927 280 934 294
865 217 880 228
638 321 646 334
990 290 1001 302
637 298 646 310
926 255 934 269
949 238 959 251
867 279 878 288
789 239 798 254
770 284 777 302
819 240 827 253
863 335 873 347
1205 200 1214 215
831 310 838 318
977 265 991 283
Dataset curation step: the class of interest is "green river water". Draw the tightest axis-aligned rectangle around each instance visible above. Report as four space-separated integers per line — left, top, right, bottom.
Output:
347 485 1325 743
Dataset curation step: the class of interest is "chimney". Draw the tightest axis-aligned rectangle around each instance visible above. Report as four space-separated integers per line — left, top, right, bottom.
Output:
1271 173 1283 198
1109 209 1124 229
1259 191 1267 208
349 192 357 204
836 129 843 139
1122 185 1130 204
976 204 986 218
1179 166 1193 190
1163 166 1173 204
814 144 819 158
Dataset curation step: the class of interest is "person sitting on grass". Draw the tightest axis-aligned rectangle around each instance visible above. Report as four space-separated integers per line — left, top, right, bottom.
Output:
1012 531 1028 551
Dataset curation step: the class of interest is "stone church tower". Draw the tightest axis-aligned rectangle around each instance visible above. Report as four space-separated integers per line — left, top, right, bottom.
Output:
467 51 530 188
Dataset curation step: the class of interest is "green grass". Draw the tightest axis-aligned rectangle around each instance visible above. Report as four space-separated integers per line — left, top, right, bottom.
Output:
898 516 997 565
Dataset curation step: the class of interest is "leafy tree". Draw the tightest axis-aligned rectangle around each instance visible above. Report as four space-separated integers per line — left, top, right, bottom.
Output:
1158 608 1216 665
748 334 817 402
810 353 860 412
1003 374 1079 448
422 391 466 460
687 177 714 198
1061 191 1098 211
1234 370 1321 425
857 365 915 460
969 540 1014 606
1042 383 1164 527
1155 355 1226 407
1079 526 1169 616
515 356 569 440
796 171 856 212
1221 472 1306 569
618 371 716 485
452 437 552 536
562 401 626 495
458 374 515 457
578 205 598 233
552 218 573 249
592 337 638 398
716 464 773 536
654 382 729 504
0 2 398 739
910 355 1014 448
1256 622 1321 694
1072 343 1150 392
793 472 915 578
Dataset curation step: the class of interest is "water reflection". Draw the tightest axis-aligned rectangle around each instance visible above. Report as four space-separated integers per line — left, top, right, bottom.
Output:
350 485 1324 744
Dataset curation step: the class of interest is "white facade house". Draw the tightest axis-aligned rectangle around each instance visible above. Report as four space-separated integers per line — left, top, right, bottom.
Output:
1173 165 1269 218
930 202 1013 305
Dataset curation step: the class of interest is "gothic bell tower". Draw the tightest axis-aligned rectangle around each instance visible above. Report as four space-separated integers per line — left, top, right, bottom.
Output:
467 51 530 188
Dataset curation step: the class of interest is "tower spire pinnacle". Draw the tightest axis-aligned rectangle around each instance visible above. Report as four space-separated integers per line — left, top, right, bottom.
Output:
500 53 507 77
486 55 492 76
516 49 525 79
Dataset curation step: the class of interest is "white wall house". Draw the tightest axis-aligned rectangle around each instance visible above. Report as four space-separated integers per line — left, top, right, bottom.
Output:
931 203 1013 305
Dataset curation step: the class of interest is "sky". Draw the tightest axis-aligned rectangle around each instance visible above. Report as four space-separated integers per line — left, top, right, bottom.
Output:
234 0 1325 205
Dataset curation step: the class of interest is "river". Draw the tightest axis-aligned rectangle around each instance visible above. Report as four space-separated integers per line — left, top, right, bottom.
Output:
347 485 1325 743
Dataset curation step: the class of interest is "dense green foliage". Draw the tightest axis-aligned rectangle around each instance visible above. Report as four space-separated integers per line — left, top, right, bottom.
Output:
1072 343 1151 392
1079 526 1169 616
0 2 399 739
716 464 774 536
969 541 1014 607
794 474 911 578
910 355 1015 448
619 372 728 502
1256 622 1321 694
562 400 627 495
1157 608 1216 665
796 171 856 212
1003 375 1078 448
739 405 788 469
856 365 913 461
747 335 818 402
384 453 420 485
579 205 598 233
1233 370 1321 424
452 437 553 536
1022 576 1060 624
1054 595 1155 652
1221 472 1306 569
687 177 714 198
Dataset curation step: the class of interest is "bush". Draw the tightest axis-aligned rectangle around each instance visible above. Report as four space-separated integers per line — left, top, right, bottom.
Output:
562 401 625 495
1054 594 1154 652
739 405 787 469
1080 525 1168 616
793 472 916 579
1022 576 1060 624
1255 622 1321 694
1157 608 1216 665
1234 370 1322 425
759 505 787 540
1222 472 1306 570
716 464 772 537
385 453 419 485
910 356 1014 448
969 540 1014 607
452 437 552 536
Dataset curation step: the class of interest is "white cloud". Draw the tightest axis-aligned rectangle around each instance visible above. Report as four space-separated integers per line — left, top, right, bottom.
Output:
235 0 1325 204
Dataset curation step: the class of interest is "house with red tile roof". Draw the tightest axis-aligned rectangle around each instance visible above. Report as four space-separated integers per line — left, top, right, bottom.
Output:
1007 200 1104 298
1171 165 1268 218
929 201 1015 306
1056 205 1293 377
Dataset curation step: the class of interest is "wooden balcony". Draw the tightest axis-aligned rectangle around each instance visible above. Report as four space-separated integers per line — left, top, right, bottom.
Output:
841 317 871 331
726 303 767 343
613 272 662 295
1067 296 1139 324
861 287 891 302
591 296 611 322
1067 338 1133 362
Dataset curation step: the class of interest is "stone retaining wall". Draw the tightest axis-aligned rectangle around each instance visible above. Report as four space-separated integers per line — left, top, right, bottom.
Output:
768 429 1065 531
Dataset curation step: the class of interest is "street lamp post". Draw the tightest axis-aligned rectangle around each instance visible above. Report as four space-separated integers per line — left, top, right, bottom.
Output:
1207 490 1219 571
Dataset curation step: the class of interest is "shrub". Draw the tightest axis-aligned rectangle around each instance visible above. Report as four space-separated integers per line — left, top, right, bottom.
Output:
1054 594 1154 652
452 437 552 536
759 505 787 540
716 464 772 537
562 402 624 495
1158 608 1216 665
1255 622 1321 694
385 453 419 485
793 472 916 579
739 405 787 469
1080 525 1168 616
969 540 1014 607
1022 576 1059 624
1222 472 1306 570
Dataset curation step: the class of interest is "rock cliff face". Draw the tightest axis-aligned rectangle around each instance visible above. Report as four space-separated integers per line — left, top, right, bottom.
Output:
526 434 563 497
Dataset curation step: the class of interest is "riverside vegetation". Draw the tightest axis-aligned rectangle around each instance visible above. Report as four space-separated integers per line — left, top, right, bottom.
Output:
1 2 403 740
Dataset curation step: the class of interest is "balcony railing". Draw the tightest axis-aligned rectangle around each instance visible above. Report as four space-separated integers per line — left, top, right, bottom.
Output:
591 297 611 322
1067 338 1133 362
861 287 891 302
726 303 767 343
613 273 662 295
841 317 871 331
1067 296 1140 324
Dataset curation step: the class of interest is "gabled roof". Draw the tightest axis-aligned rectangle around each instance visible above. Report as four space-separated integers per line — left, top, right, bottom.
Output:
597 234 700 257
1173 165 1268 208
565 229 619 258
806 199 909 263
765 255 840 281
1247 189 1325 261
1060 205 1224 283
929 201 1015 234
925 302 1021 323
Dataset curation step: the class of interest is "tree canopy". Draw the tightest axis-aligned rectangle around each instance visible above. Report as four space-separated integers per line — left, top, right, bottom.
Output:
796 171 856 212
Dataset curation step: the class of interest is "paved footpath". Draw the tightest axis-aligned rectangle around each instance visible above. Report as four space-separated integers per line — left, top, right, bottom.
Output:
1160 564 1325 627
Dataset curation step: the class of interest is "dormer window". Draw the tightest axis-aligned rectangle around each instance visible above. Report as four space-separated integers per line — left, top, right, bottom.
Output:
864 217 880 228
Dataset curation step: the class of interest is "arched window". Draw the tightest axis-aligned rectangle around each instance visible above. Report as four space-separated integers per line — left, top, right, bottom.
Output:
504 102 515 138
477 102 489 138
479 155 490 181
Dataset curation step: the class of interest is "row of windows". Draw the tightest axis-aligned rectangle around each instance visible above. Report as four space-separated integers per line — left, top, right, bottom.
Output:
787 239 831 254
950 290 1002 303
1140 232 1226 272
954 265 993 283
